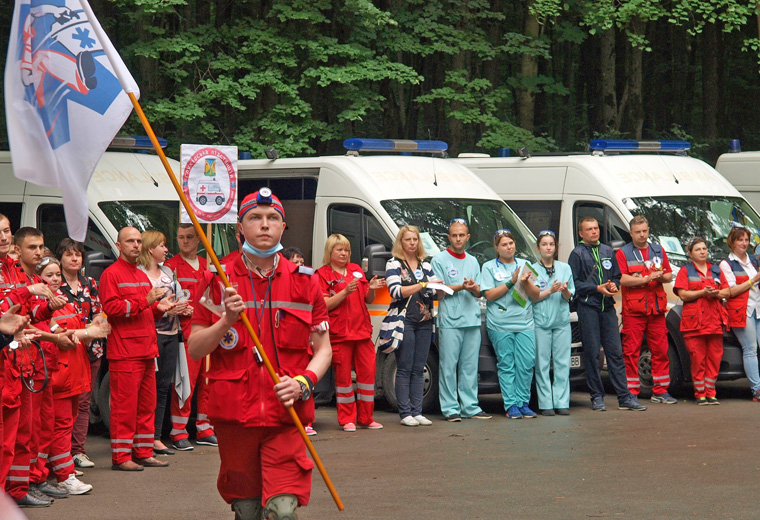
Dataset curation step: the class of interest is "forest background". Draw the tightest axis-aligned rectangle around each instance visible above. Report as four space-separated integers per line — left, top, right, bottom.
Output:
1 0 760 164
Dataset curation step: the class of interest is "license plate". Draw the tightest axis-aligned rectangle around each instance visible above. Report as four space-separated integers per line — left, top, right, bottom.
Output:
570 355 582 368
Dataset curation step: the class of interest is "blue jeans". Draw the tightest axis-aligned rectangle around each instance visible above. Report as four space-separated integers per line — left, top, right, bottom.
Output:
577 304 631 403
395 320 433 418
731 309 760 392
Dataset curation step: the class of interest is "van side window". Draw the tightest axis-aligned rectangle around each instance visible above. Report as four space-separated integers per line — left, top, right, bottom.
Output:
0 203 23 231
328 205 391 265
37 204 112 257
505 200 561 237
573 202 631 246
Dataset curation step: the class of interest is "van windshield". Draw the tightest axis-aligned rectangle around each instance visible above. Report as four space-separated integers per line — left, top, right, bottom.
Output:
629 196 760 265
381 198 539 266
99 201 180 255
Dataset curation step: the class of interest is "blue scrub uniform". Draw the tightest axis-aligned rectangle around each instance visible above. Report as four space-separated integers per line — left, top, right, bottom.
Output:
481 257 535 411
431 250 483 418
531 261 575 410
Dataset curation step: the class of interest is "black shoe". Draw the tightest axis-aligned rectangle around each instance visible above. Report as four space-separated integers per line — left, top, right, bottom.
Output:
17 493 51 507
556 408 570 416
172 438 194 451
196 434 218 447
706 397 720 405
154 446 175 455
444 414 462 422
539 409 555 416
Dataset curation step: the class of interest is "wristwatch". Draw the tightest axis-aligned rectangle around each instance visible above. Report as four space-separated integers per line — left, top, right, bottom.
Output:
294 374 313 401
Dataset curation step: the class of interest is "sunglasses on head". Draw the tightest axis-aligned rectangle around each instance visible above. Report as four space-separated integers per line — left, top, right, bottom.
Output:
449 218 468 226
493 228 512 239
36 256 60 272
538 229 556 238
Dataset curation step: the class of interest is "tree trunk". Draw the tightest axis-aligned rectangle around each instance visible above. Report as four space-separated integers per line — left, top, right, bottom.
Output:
701 22 719 139
600 28 618 132
625 21 645 139
517 3 539 132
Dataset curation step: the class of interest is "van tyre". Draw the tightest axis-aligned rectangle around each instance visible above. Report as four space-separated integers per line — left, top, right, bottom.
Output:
95 372 111 429
215 196 224 205
198 195 207 205
381 347 439 414
666 342 684 396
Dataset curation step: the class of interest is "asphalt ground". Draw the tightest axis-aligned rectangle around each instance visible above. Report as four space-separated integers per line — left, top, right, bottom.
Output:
22 381 760 520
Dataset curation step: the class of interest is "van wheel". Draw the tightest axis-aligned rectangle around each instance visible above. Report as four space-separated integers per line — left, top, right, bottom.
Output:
381 347 439 414
215 196 224 205
667 342 684 396
198 195 207 205
638 348 653 393
95 371 111 430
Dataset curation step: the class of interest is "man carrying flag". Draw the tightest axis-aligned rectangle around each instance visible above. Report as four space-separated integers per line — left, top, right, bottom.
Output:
189 190 332 520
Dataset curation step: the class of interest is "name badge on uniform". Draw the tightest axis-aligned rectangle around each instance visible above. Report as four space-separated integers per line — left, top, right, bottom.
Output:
414 269 424 280
161 275 172 284
448 268 458 278
219 328 239 350
713 278 720 285
539 280 548 290
353 272 363 279
179 289 191 301
494 272 505 282
644 260 653 270
602 259 612 270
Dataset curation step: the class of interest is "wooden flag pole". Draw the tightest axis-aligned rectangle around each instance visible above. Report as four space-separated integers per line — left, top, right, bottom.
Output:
126 92 344 512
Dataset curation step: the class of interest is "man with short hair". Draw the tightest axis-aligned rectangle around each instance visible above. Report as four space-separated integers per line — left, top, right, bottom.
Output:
431 219 491 421
568 217 647 412
165 224 217 451
189 188 332 520
100 227 175 471
616 216 676 404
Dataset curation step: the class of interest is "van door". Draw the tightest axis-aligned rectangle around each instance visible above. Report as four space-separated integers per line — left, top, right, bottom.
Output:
31 199 114 258
572 200 631 247
325 203 393 265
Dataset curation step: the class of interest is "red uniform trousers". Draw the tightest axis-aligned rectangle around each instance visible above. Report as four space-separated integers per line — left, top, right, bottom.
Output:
29 383 54 485
622 313 670 395
72 357 101 456
109 359 156 465
170 346 214 442
3 382 31 500
47 396 78 482
215 423 313 507
684 334 723 398
332 339 376 426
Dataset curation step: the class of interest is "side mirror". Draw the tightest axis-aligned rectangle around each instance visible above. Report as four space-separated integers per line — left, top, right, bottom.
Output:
362 243 391 278
609 240 625 252
84 250 115 282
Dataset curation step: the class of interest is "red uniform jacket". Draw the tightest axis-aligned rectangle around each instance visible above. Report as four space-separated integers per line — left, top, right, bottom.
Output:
100 257 161 360
674 262 727 336
164 254 207 335
49 301 90 398
192 252 329 427
316 263 372 342
616 243 671 316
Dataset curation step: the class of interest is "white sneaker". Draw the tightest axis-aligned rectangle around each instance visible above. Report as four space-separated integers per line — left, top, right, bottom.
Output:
400 416 419 427
413 415 432 426
72 453 95 468
61 474 93 495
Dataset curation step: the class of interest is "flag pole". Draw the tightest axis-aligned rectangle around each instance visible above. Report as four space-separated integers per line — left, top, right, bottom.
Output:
128 92 344 511
76 2 344 511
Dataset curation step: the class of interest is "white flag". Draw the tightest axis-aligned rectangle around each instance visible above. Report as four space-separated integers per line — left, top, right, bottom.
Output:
4 0 139 241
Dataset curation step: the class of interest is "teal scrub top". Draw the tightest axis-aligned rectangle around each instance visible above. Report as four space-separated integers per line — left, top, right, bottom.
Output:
531 260 575 328
480 257 534 332
431 250 481 329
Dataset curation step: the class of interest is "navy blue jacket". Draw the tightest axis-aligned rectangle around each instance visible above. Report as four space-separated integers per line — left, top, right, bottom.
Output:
568 241 621 312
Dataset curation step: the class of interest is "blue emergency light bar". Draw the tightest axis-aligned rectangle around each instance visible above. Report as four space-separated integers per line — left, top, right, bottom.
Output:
589 139 690 152
343 138 448 153
109 135 168 150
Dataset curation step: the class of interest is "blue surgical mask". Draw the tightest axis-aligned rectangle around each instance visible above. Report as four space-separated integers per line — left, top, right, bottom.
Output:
242 240 284 258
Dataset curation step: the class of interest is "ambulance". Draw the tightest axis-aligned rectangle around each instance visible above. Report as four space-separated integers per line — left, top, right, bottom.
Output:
0 137 182 427
227 138 582 412
715 140 760 213
454 139 760 394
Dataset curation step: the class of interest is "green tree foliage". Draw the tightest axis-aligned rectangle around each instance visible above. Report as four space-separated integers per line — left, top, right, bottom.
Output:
2 0 760 162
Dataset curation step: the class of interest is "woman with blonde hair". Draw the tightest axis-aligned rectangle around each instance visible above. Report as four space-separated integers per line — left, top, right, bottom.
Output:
316 234 385 432
137 230 191 454
385 226 438 427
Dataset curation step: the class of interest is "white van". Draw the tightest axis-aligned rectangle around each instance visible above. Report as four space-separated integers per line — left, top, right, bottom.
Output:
0 141 182 274
227 138 582 411
715 146 760 213
455 139 760 394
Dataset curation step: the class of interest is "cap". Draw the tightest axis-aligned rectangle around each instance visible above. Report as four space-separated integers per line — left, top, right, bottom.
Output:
239 187 285 221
